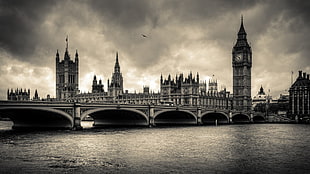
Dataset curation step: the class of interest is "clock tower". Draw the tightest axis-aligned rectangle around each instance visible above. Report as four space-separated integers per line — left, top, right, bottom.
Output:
232 16 252 111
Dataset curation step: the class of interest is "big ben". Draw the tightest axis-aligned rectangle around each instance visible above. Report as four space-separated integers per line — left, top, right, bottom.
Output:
232 16 252 111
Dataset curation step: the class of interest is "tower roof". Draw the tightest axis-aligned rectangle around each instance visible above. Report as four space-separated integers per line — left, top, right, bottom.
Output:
234 16 250 49
64 36 70 60
258 85 265 95
114 52 121 73
238 15 247 36
291 71 310 88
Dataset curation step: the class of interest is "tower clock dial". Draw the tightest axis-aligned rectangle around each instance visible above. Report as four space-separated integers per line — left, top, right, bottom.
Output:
234 53 243 62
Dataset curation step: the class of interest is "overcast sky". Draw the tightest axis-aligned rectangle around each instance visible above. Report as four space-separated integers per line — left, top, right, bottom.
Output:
0 0 309 100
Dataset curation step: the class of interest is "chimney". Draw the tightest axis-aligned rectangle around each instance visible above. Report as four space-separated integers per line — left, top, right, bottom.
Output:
299 70 302 78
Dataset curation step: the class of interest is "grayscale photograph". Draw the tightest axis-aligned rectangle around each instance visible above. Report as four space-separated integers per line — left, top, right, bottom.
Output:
0 0 309 173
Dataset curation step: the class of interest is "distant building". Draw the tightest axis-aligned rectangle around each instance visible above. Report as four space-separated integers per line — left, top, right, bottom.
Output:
7 88 30 101
160 72 200 106
277 93 289 116
56 37 79 101
208 77 218 93
33 89 40 101
252 85 271 108
92 75 104 93
288 70 310 122
108 52 123 100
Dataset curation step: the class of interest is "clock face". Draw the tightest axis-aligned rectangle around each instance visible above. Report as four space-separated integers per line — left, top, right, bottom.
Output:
234 53 242 62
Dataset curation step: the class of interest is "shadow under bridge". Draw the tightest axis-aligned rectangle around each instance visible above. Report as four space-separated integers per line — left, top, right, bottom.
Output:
154 110 197 125
201 112 229 125
82 108 149 127
232 113 250 123
0 108 73 129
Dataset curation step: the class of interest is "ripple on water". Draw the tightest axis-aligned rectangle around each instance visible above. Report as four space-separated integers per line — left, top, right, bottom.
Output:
0 122 310 173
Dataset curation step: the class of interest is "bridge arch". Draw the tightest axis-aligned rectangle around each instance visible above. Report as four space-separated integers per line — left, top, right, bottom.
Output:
154 110 197 125
0 107 74 129
201 111 229 124
232 113 250 123
253 115 265 123
81 108 149 126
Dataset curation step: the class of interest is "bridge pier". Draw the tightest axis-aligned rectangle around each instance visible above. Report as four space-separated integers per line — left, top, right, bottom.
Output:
197 107 202 125
73 103 82 130
149 105 155 127
229 111 232 123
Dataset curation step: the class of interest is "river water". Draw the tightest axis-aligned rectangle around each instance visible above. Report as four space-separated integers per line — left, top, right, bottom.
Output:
0 121 309 174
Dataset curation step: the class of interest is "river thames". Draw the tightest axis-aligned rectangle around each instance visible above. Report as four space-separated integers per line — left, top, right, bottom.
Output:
0 121 309 174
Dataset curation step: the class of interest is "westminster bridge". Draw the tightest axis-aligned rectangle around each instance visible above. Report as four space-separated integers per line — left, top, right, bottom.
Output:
0 101 265 129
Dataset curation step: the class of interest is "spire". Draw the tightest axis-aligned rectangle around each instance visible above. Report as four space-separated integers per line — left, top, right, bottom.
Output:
56 49 59 62
75 49 79 62
259 85 265 95
35 89 38 97
116 51 119 63
196 72 199 83
66 35 69 51
64 36 70 60
114 52 120 73
238 15 247 38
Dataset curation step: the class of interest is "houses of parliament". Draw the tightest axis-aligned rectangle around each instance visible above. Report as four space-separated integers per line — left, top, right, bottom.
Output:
8 17 257 112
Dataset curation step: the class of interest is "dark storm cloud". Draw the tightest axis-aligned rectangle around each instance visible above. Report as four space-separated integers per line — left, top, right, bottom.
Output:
0 0 310 99
0 0 56 59
89 0 159 29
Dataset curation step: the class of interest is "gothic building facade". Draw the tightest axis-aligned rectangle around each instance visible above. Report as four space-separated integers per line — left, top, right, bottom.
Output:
92 75 104 93
56 37 79 101
160 72 201 106
7 88 31 101
53 16 246 111
288 70 310 122
108 52 124 99
159 73 231 109
232 16 252 111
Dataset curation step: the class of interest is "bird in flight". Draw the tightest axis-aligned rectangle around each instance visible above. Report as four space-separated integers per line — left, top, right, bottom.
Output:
141 34 147 38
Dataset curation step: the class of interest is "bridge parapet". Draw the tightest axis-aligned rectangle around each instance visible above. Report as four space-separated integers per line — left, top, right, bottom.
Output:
0 101 262 128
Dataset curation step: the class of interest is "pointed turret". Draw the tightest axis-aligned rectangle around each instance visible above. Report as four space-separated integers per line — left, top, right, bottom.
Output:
234 15 250 48
114 52 120 73
56 49 60 62
238 15 247 38
75 49 79 62
93 75 97 86
64 36 70 60
196 72 199 83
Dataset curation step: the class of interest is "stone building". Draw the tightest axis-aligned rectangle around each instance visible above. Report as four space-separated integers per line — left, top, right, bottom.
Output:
252 85 271 108
160 72 200 106
232 16 252 111
288 70 310 122
92 75 104 93
159 73 231 108
108 52 123 100
33 89 40 101
7 88 30 101
117 87 161 105
208 77 218 93
56 37 79 101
